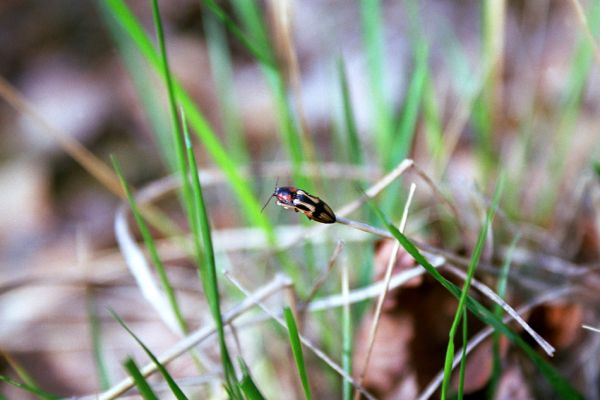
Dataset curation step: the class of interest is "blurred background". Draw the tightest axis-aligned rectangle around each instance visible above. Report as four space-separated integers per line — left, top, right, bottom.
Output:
1 0 600 399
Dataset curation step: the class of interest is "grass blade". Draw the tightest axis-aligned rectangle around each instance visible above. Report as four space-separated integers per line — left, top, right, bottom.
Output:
441 177 503 397
203 11 249 166
488 234 519 399
111 310 188 400
341 262 353 400
86 293 111 391
284 307 313 400
182 116 240 396
0 375 61 400
123 358 159 400
238 359 267 400
360 0 393 167
337 57 363 166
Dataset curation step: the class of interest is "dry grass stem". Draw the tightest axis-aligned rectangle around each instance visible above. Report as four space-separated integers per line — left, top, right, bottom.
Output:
0 75 122 195
444 264 555 356
354 183 417 399
582 325 600 334
303 240 345 306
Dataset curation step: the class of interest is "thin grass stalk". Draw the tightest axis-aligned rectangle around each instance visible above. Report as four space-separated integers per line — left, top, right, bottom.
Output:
337 57 363 166
360 0 393 167
203 11 250 166
488 234 519 399
112 311 188 400
441 177 503 398
354 183 416 400
341 260 353 400
182 121 240 396
86 292 111 391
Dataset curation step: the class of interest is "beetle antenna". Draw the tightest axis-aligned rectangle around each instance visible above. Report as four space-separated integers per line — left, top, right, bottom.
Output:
260 194 274 213
260 177 279 213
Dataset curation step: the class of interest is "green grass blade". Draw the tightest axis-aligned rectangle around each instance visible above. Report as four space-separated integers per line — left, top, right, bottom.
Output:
182 118 240 396
341 264 353 400
203 11 249 166
284 307 313 400
149 0 197 235
594 160 600 177
229 0 310 189
86 293 111 391
238 359 267 400
457 309 468 399
337 57 363 166
102 0 274 239
112 156 188 333
0 375 61 400
421 73 444 171
202 0 274 67
360 0 393 167
111 310 188 400
389 0 427 166
368 201 583 399
537 1 600 219
488 233 519 399
123 358 160 400
441 177 504 397
99 2 173 170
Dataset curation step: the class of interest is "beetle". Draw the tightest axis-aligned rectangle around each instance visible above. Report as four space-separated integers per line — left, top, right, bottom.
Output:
261 185 337 224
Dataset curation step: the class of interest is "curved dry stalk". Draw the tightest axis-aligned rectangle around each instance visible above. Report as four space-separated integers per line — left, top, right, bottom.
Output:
91 274 292 400
303 240 345 306
115 203 181 333
354 183 416 399
417 287 573 400
224 272 378 400
443 264 555 356
0 75 122 195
